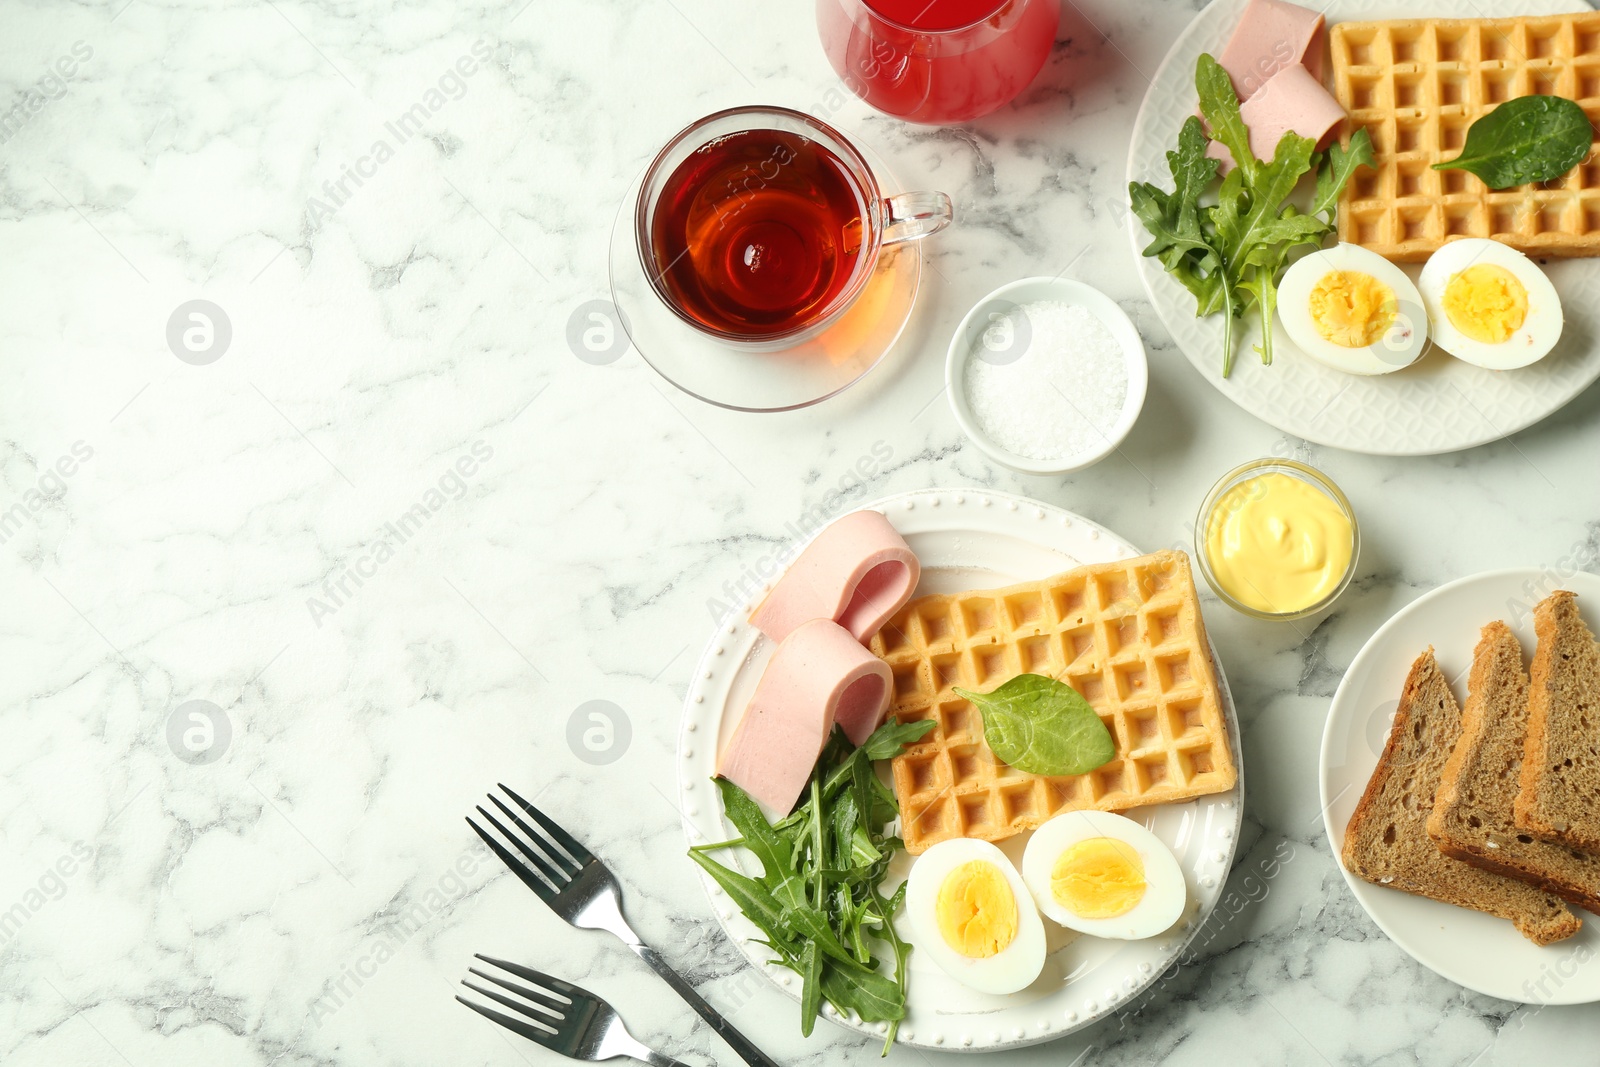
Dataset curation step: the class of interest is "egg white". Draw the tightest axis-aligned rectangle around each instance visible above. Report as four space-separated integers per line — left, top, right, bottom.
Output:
1020 811 1187 941
1277 243 1430 375
1418 238 1563 370
905 838 1046 995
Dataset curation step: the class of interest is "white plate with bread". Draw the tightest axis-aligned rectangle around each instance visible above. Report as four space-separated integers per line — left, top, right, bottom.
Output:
1322 569 1600 1003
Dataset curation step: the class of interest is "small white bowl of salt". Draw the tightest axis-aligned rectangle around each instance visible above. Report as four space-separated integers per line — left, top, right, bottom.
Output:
946 276 1148 475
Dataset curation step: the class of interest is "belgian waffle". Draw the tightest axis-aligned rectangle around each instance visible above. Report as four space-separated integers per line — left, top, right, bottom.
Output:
868 550 1237 855
1331 14 1600 262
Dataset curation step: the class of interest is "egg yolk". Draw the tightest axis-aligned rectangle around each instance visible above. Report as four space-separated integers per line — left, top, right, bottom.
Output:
935 861 1018 959
1442 264 1528 344
1308 270 1397 348
1051 838 1146 919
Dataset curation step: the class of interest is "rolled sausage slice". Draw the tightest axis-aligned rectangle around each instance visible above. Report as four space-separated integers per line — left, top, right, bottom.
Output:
1216 0 1327 100
715 619 893 814
1206 63 1346 171
749 510 920 645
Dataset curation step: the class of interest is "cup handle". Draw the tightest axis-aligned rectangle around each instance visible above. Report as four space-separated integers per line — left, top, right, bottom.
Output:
881 191 953 245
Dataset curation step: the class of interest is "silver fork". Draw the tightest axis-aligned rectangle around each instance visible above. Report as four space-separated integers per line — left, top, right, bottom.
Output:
458 954 691 1067
468 784 780 1067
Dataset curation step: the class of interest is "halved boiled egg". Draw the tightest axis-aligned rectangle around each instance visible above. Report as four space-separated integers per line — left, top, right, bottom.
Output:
1277 243 1429 375
905 839 1045 994
1021 812 1186 941
1418 238 1563 370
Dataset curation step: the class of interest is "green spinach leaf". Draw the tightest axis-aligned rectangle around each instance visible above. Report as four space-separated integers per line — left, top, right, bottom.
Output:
1434 95 1593 189
954 674 1115 777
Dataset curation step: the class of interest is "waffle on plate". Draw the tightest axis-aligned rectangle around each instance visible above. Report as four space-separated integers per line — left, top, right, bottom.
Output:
1332 13 1600 261
868 550 1237 855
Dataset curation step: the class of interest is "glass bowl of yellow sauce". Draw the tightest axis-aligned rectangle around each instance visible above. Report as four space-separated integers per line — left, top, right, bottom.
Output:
1195 459 1359 621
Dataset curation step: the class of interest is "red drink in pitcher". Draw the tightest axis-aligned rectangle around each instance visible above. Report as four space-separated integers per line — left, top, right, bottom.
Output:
816 0 1060 125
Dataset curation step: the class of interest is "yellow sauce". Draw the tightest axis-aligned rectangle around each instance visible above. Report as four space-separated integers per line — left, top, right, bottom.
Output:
1204 471 1353 615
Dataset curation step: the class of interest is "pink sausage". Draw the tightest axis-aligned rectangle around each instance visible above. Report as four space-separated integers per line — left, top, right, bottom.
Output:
715 619 893 814
1216 0 1327 101
749 510 920 645
1206 63 1346 172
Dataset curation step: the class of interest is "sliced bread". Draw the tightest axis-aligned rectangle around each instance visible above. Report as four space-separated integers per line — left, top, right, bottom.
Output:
1430 621 1600 915
1343 647 1580 946
1515 591 1600 851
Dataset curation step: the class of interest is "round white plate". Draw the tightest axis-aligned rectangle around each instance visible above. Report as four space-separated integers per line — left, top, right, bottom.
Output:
1320 569 1600 1002
1127 0 1600 456
677 488 1245 1051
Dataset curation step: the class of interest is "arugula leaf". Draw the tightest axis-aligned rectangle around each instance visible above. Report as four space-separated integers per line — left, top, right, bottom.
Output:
808 774 825 906
694 722 928 1053
1128 116 1224 312
1434 95 1593 189
849 826 881 867
1212 131 1318 279
1234 130 1374 367
1195 53 1258 187
817 958 906 1023
955 674 1115 777
786 905 865 971
830 792 860 869
687 849 793 948
715 778 806 910
861 716 937 761
868 881 912 1054
1314 127 1375 222
1239 247 1289 367
798 942 822 1037
1130 53 1378 377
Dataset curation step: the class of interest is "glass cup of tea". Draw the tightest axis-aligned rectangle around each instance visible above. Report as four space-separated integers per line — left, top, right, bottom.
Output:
815 0 1061 125
635 105 952 350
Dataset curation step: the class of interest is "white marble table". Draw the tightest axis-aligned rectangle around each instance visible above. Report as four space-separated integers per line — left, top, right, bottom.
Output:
3 0 1599 1064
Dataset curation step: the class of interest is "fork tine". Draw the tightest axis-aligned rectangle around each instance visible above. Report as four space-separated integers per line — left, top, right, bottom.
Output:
475 953 581 1002
456 994 561 1047
498 783 593 865
466 967 570 1016
475 805 573 887
487 794 581 879
466 815 559 902
463 974 565 1021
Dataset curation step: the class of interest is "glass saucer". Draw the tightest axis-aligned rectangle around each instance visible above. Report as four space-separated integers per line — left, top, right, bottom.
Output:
608 143 922 413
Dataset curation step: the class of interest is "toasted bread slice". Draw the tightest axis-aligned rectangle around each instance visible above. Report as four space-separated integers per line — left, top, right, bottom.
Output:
1344 647 1579 946
1515 591 1600 851
1430 622 1600 915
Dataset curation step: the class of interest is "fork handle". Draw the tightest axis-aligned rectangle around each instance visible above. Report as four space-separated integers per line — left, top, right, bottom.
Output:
632 1052 695 1067
630 943 782 1067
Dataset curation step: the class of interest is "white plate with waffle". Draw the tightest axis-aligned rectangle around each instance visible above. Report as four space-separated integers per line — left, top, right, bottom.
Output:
676 489 1244 1052
1127 0 1600 456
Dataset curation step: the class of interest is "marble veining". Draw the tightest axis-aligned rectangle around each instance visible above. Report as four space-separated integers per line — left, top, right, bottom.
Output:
2 0 1599 1064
